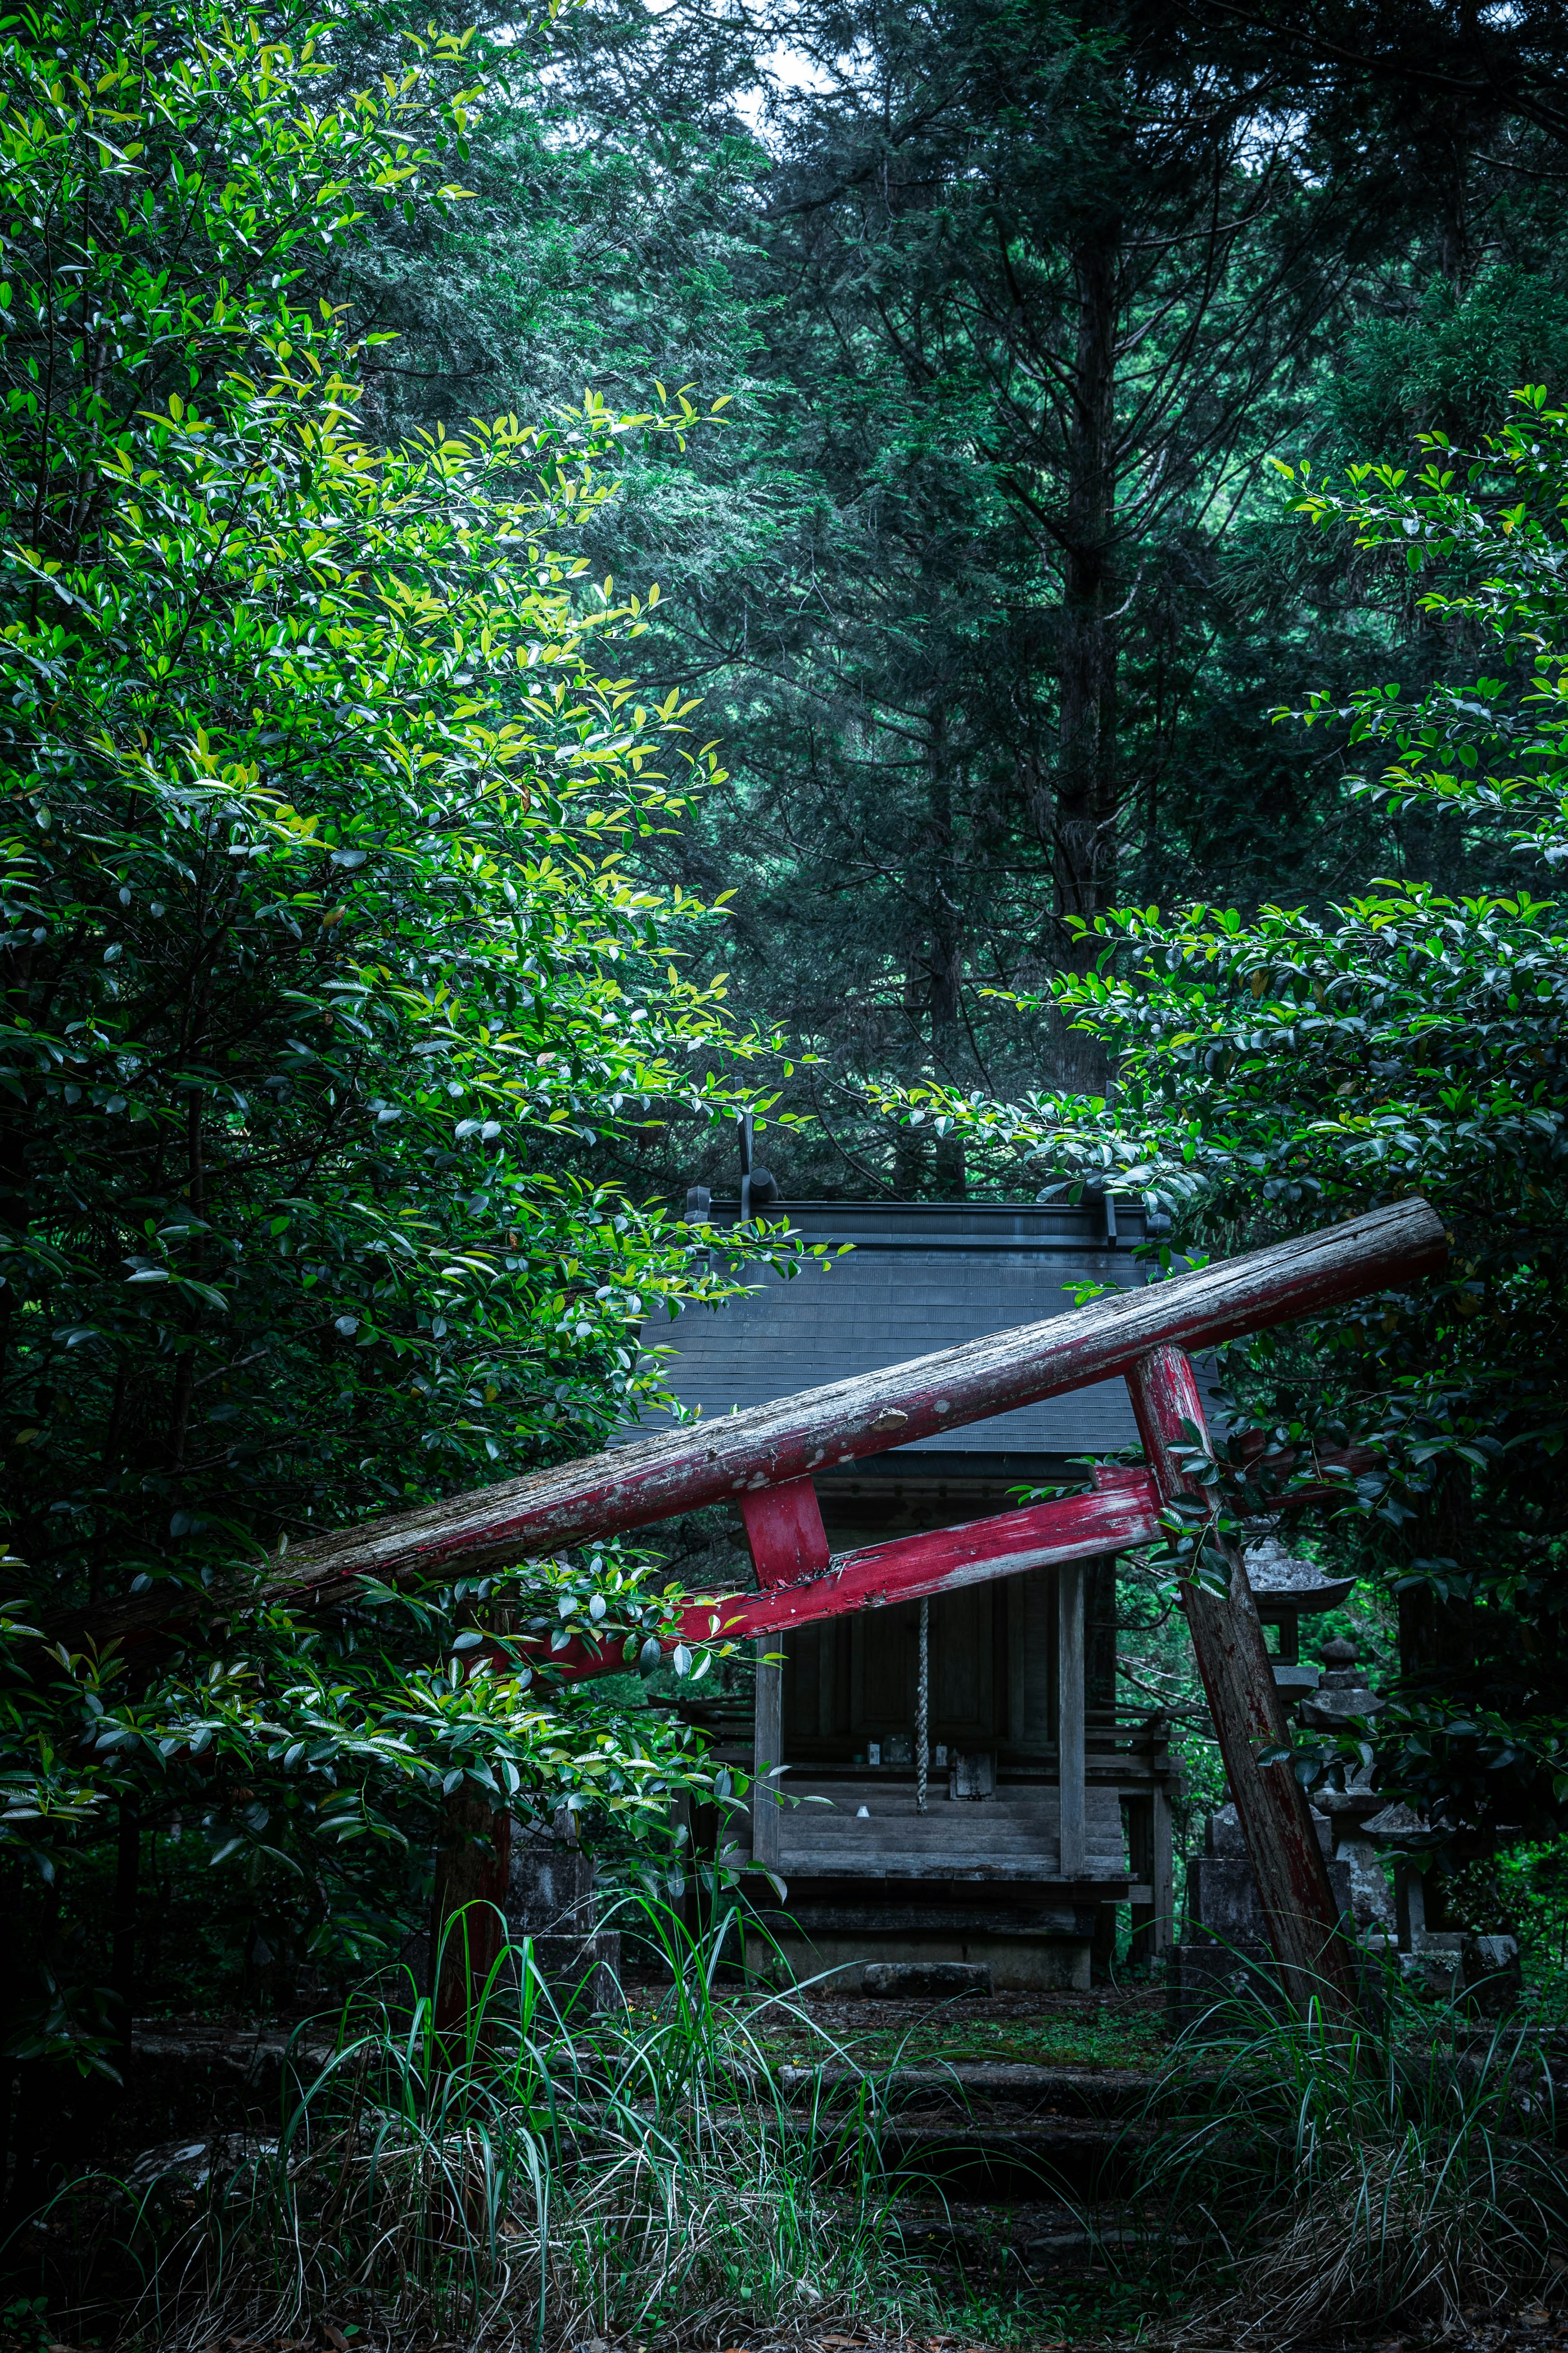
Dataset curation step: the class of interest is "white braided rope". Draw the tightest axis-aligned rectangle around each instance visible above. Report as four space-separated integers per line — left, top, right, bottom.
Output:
916 1597 930 1815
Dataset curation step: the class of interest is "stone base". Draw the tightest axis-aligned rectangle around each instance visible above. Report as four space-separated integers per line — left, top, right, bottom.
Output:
862 1960 993 1998
508 1839 597 1939
1463 1931 1523 2014
1361 1931 1523 2013
1167 1940 1283 2031
769 1929 1093 1993
1188 1847 1354 1945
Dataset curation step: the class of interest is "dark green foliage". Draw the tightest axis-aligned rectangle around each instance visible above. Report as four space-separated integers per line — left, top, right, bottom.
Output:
401 0 1568 1200
9 0 1568 2130
1333 269 1568 456
0 0 770 2052
886 390 1568 1841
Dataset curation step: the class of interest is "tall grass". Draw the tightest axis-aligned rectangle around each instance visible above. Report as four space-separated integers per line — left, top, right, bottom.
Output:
1136 1960 1568 2342
27 1906 1564 2350
27 1894 914 2352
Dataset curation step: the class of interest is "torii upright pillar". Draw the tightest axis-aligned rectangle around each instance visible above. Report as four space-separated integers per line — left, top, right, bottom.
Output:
1130 1344 1357 2013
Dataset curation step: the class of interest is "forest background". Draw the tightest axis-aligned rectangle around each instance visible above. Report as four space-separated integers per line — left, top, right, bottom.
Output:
7 0 1568 2066
351 0 1568 1900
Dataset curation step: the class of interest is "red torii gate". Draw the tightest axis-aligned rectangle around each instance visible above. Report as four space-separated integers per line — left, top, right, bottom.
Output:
97 1195 1446 2012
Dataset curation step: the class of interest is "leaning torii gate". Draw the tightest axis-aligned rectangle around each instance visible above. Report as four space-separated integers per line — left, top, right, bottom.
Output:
91 1195 1446 2013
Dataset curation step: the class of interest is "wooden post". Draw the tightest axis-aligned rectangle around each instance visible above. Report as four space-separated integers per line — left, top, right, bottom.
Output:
1128 1794 1154 1957
1128 1781 1175 1961
431 1793 511 2031
112 1797 140 2048
668 1788 696 1939
1057 1560 1086 1878
752 1637 784 1870
1151 1782 1174 1954
739 1476 831 1583
1128 1344 1356 2014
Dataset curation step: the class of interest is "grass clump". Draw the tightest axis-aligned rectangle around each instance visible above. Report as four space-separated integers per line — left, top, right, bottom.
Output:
19 1900 913 2353
1136 1967 1568 2343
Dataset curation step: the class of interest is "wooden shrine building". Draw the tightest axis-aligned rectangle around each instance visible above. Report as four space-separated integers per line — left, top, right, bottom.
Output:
640 1191 1184 1989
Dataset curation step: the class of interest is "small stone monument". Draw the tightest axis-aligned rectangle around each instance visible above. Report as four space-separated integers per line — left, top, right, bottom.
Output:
1187 1799 1353 1940
1299 1635 1383 1732
502 1816 621 2019
1169 1800 1354 2023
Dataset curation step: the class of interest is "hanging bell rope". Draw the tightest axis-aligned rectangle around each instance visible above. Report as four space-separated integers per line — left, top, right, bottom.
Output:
916 1597 930 1815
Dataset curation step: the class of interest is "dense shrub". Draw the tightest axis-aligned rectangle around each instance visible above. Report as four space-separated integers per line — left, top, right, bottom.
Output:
0 0 762 2050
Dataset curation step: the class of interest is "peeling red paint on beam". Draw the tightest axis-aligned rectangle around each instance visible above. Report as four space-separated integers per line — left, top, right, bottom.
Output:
767 1468 1162 1628
274 1199 1442 1590
738 1477 831 1585
83 1198 1446 1646
718 1450 1377 1644
513 1442 1394 1686
517 1470 1166 1681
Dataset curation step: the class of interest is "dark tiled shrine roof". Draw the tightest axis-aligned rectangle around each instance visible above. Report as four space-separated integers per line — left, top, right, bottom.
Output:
635 1199 1154 1463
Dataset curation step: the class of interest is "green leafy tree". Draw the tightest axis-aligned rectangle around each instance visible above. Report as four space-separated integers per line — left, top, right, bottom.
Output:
0 0 767 2048
324 0 1568 1207
873 388 1568 1847
303 0 1568 1217
499 0 1568 1200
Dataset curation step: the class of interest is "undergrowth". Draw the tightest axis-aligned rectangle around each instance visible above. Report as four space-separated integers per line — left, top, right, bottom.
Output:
13 1911 1568 2352
1134 1964 1568 2343
13 1897 920 2352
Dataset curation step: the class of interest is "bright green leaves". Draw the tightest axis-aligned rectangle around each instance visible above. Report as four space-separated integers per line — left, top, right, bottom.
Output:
0 0 782 1960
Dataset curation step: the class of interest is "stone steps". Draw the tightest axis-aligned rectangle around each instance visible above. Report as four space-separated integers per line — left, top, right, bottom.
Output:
889 2195 1192 2274
775 2058 1162 2117
875 2103 1151 2196
631 2094 1149 2199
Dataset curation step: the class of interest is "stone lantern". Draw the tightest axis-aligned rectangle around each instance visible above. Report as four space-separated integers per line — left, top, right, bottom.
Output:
1299 1637 1396 1936
1241 1534 1354 1692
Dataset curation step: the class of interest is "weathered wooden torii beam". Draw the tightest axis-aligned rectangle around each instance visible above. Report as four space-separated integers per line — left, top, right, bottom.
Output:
90 1198 1440 1644
99 1196 1446 2010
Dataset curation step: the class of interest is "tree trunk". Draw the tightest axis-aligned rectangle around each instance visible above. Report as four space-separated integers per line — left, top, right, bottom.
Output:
112 1798 140 2048
1056 216 1120 958
430 1794 511 2031
901 704 967 1195
927 711 967 1195
1433 114 1473 295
